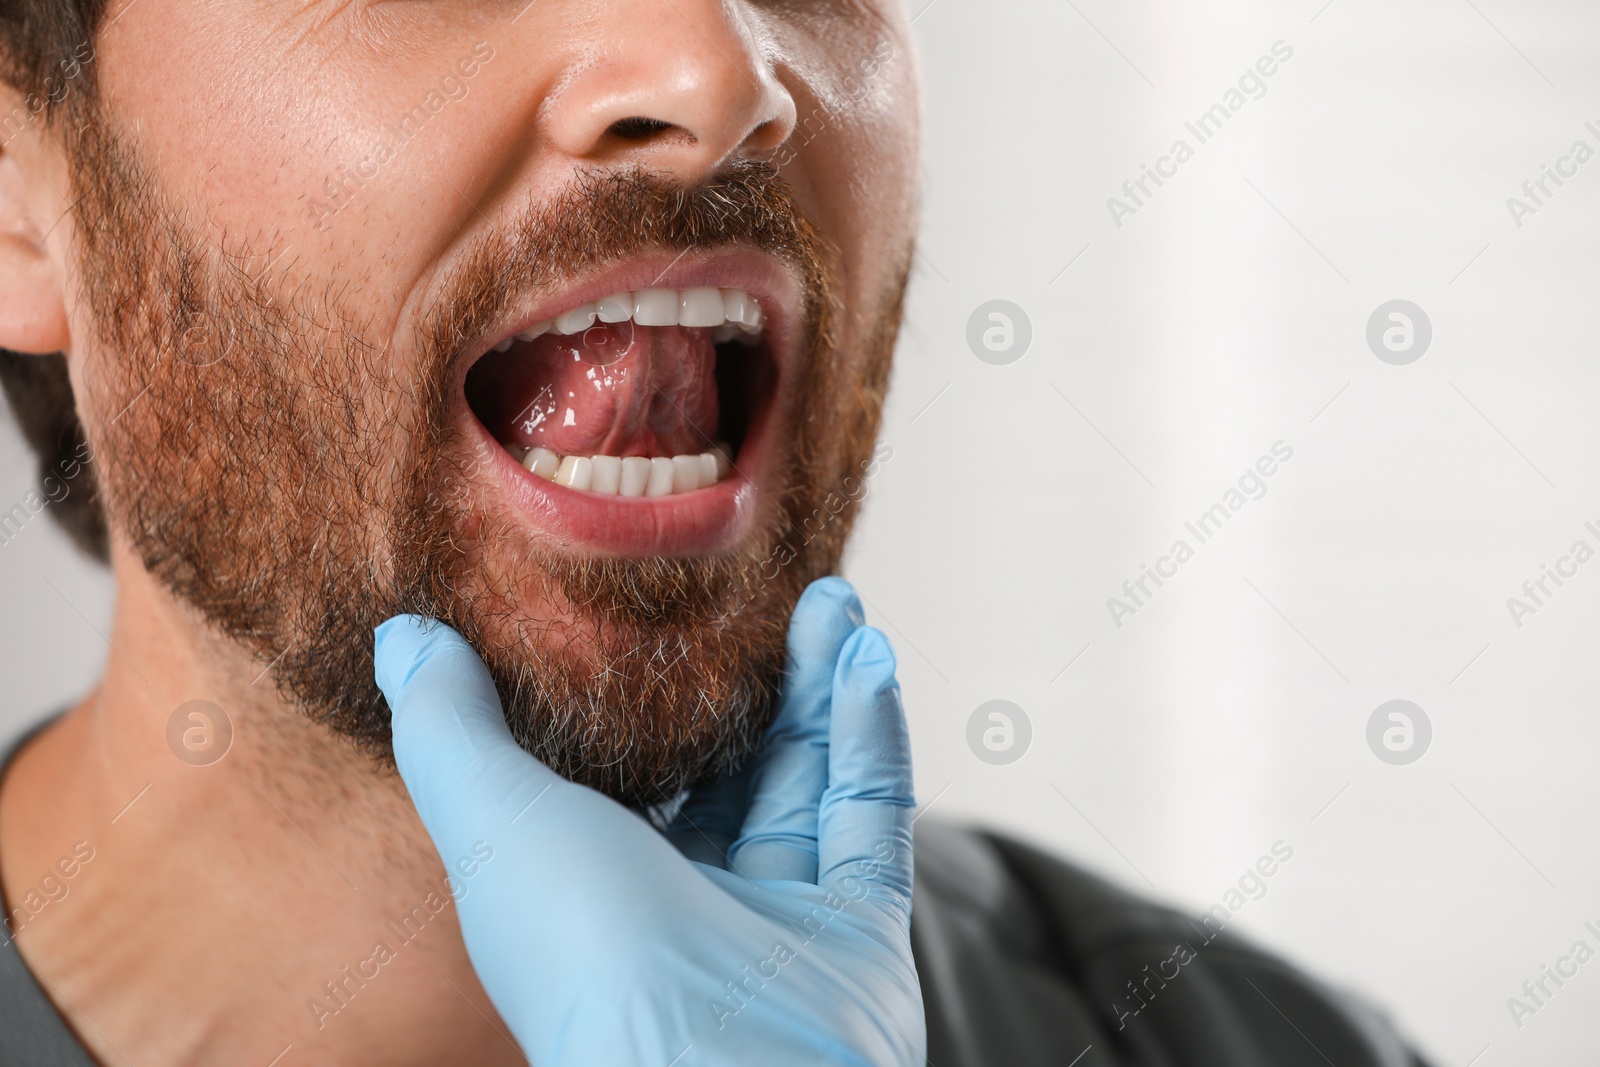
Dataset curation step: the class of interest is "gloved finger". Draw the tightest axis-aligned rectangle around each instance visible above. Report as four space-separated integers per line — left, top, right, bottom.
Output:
726 576 864 882
817 625 915 923
665 761 752 868
375 615 570 858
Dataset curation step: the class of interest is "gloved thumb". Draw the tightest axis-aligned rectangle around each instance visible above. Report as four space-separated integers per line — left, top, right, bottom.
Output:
374 615 561 849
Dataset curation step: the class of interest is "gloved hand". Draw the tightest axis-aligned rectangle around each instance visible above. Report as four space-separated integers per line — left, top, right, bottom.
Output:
373 577 925 1066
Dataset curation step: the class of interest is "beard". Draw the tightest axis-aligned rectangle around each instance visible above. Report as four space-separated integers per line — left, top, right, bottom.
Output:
67 102 905 808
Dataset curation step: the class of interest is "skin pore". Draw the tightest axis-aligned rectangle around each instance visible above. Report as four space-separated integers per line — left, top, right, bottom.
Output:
0 0 919 1064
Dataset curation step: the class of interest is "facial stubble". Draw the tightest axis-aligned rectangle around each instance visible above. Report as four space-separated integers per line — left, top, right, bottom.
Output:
67 106 906 808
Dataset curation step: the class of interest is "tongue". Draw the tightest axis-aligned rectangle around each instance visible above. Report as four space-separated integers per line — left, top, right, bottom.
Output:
467 322 719 457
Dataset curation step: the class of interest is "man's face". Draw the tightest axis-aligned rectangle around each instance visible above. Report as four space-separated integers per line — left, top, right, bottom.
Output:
59 0 918 806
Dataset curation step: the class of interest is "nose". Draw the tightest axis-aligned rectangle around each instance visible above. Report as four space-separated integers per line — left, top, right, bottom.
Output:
540 0 797 182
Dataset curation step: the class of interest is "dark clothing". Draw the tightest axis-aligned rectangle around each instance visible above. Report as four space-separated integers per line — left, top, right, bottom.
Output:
1 721 98 1067
1 730 1423 1066
911 821 1425 1067
0 934 96 1067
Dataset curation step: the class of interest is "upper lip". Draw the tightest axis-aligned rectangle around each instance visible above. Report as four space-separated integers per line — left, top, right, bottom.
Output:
459 245 802 385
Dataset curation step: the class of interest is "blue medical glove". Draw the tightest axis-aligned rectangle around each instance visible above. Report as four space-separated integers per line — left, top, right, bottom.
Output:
373 577 925 1066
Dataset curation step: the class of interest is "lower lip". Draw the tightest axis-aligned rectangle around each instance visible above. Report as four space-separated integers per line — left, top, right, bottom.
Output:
453 393 776 557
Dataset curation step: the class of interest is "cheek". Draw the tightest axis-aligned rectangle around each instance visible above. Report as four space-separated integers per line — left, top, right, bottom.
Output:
93 2 493 326
777 31 919 331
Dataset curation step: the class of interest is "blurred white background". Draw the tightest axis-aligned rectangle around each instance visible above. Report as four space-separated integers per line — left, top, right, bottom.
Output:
5 1 1600 1063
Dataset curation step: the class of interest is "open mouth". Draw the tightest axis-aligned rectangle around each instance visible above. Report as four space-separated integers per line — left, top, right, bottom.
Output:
464 284 777 499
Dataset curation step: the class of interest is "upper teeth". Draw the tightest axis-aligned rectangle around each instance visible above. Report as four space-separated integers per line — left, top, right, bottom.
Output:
491 288 764 352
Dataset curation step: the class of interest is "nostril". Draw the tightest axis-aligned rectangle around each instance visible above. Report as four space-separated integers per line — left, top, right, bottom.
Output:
743 118 789 153
607 116 675 142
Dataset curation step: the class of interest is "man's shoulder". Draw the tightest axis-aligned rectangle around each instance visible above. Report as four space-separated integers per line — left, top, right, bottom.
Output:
910 820 1428 1067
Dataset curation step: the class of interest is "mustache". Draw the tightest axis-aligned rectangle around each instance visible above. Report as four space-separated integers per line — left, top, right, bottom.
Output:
412 159 833 390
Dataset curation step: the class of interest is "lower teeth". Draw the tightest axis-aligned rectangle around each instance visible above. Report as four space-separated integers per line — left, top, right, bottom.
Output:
514 444 732 496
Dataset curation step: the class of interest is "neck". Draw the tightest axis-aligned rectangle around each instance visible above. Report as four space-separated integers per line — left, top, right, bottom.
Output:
0 541 523 1066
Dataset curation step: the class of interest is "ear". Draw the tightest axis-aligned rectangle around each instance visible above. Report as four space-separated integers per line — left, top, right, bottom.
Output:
0 91 72 355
